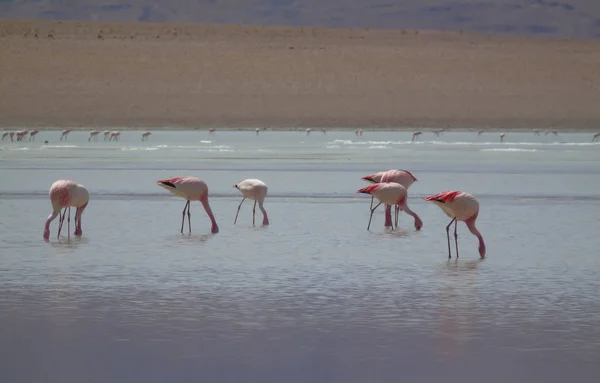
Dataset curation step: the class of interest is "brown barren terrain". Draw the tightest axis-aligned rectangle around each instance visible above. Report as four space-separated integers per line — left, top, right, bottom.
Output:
1 19 599 131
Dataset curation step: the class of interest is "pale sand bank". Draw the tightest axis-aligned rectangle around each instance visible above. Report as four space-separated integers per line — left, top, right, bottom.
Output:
1 19 600 131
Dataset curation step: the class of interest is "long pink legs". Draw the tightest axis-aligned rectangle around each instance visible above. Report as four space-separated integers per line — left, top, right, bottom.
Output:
57 207 71 240
234 197 246 224
181 201 191 234
446 217 459 259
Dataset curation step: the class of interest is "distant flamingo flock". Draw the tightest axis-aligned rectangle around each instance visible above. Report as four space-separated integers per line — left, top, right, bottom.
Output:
2 127 595 258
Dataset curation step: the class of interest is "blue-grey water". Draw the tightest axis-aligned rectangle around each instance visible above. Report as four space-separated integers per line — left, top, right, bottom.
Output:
1 129 599 383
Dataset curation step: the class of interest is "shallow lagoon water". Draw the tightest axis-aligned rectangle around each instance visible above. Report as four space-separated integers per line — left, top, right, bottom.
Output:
1 129 600 382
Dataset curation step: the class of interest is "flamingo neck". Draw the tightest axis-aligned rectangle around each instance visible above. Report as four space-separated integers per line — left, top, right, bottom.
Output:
466 219 486 258
200 198 219 234
402 204 423 231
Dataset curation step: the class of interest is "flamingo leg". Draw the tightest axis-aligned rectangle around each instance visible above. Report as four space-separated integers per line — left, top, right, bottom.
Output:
57 208 66 238
446 217 456 259
454 220 459 259
367 202 382 231
252 200 257 226
67 207 71 241
187 202 192 233
181 201 190 234
394 205 400 229
234 198 246 224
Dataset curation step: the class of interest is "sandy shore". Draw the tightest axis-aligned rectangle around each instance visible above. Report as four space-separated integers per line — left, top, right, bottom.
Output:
1 19 600 131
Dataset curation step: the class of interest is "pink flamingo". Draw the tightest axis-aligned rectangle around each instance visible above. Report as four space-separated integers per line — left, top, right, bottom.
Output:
433 129 444 137
255 128 260 136
60 129 71 140
16 130 29 141
357 182 423 231
592 132 600 142
141 131 152 141
1 132 9 141
109 131 121 141
425 191 486 259
43 180 89 240
8 131 14 142
29 129 39 141
103 130 111 140
533 129 541 136
157 176 219 234
500 133 505 143
88 130 100 141
412 131 422 141
306 128 312 136
233 179 269 226
209 128 216 135
362 169 418 227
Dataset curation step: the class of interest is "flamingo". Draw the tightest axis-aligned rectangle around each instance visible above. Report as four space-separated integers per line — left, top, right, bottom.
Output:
433 129 444 137
8 132 14 142
109 131 121 141
43 180 89 241
533 129 541 136
141 131 152 141
477 130 484 136
60 129 71 140
16 130 28 141
321 128 326 134
306 128 312 136
103 130 111 140
157 176 219 234
500 133 505 143
357 182 423 231
233 179 269 226
88 130 100 141
412 131 422 141
255 128 260 136
425 191 486 259
29 129 39 141
209 128 216 135
1 132 9 141
592 132 600 142
362 169 418 227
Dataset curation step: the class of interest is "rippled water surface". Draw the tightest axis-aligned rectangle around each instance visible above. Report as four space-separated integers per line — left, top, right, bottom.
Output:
1 129 600 382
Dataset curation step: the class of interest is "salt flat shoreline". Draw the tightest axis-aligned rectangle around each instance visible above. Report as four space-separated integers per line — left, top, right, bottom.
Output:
4 126 596 133
2 19 600 131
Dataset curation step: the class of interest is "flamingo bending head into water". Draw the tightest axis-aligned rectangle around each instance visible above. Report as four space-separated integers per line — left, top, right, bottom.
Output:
425 191 486 259
43 180 89 240
109 131 121 141
60 129 71 140
362 169 418 227
592 132 600 142
29 129 39 141
233 179 269 226
1 132 9 141
357 182 422 231
89 130 100 141
103 130 111 140
157 176 219 234
141 131 151 141
412 131 422 141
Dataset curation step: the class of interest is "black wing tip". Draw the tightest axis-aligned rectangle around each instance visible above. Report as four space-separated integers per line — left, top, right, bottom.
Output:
159 181 176 188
